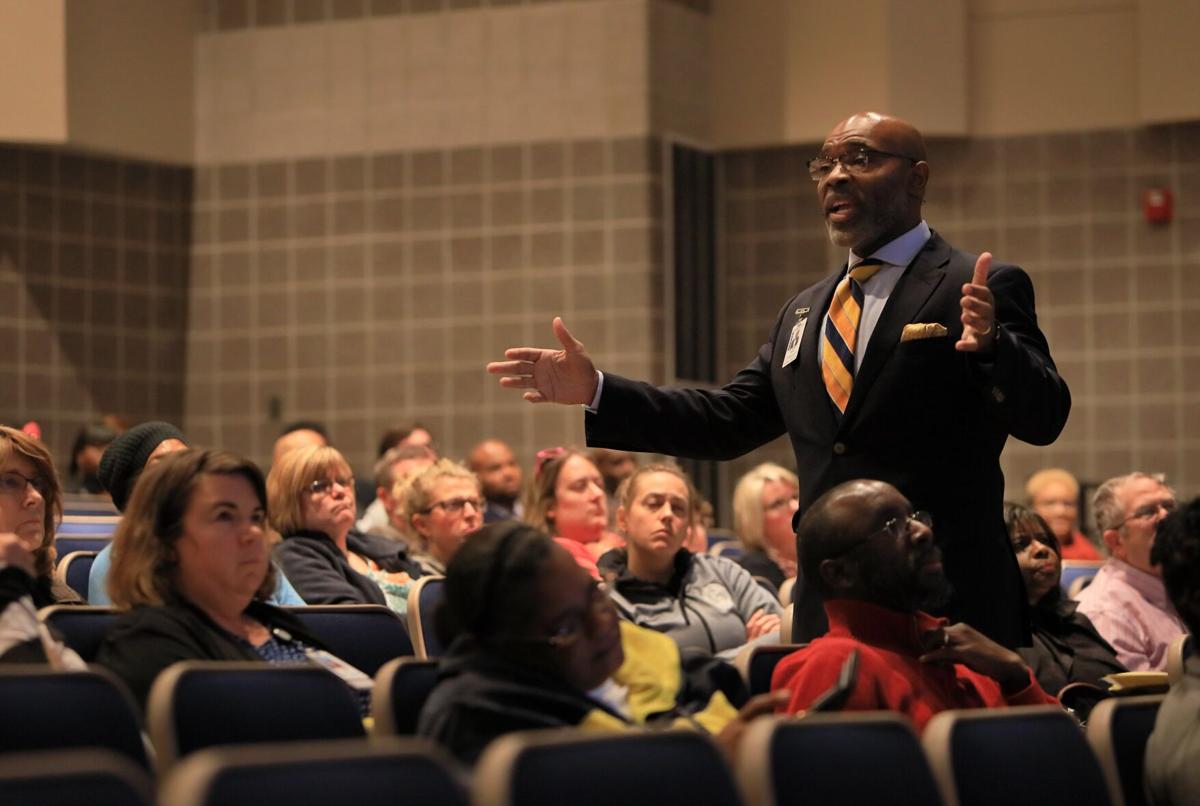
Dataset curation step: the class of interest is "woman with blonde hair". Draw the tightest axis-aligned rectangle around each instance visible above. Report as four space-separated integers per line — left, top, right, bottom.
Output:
1025 468 1101 561
394 458 483 575
731 462 800 589
270 444 421 611
525 448 622 579
0 425 84 664
97 449 352 709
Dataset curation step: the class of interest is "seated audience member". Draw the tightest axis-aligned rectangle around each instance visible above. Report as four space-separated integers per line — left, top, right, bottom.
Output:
771 480 1056 733
589 448 637 528
1026 468 1102 560
270 445 422 613
96 450 365 711
356 444 436 539
395 459 483 575
418 521 781 765
0 425 86 664
731 462 801 589
65 422 118 495
271 420 329 466
1004 503 1124 700
526 448 622 578
1144 499 1200 806
1076 472 1186 671
468 438 525 523
88 422 304 606
377 421 436 458
599 464 783 659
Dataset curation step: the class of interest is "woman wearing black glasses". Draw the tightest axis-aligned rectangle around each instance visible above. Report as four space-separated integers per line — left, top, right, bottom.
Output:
393 458 484 576
418 521 782 765
269 444 422 611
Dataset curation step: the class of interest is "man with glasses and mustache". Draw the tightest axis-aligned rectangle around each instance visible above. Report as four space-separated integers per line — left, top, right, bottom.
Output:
771 479 1056 731
1076 472 1186 670
490 112 1070 649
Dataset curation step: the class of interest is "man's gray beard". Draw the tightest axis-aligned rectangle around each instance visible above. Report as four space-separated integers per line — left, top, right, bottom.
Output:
824 198 909 250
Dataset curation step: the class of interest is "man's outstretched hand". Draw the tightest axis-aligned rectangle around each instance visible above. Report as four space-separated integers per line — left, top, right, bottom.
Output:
486 317 600 405
956 251 996 354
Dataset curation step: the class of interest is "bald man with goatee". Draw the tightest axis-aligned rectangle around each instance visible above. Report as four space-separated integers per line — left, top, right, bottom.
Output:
489 113 1071 648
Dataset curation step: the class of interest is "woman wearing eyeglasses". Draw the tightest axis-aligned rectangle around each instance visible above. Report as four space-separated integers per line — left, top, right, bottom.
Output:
731 462 801 590
0 425 86 664
418 520 783 765
270 445 422 612
394 459 484 576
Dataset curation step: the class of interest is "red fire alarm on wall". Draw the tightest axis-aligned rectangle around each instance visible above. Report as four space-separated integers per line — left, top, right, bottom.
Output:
1142 187 1173 225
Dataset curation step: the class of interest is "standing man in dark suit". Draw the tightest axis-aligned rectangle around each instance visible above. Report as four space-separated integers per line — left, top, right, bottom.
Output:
487 112 1071 648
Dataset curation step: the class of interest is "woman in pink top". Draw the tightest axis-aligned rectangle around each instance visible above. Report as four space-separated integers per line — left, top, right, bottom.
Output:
525 448 623 579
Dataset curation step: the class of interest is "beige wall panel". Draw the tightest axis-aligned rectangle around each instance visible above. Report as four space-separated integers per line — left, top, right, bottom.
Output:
708 0 789 148
887 0 968 135
1138 0 1200 123
0 0 67 142
65 0 199 163
969 4 1138 135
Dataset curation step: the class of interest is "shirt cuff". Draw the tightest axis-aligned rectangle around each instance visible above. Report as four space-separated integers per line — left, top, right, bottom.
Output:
1003 668 1056 707
585 371 605 412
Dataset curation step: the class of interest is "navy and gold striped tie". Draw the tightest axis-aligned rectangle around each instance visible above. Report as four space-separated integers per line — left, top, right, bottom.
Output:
822 259 884 414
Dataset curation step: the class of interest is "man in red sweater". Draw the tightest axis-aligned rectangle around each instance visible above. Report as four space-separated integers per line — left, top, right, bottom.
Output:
772 479 1057 732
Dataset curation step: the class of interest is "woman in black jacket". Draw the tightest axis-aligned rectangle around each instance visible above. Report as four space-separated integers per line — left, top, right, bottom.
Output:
96 449 362 710
1005 502 1125 700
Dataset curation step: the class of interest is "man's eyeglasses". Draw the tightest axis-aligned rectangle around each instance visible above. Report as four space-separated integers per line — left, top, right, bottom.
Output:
307 477 354 496
828 511 934 558
1116 499 1176 529
0 470 51 499
807 147 919 182
420 496 485 516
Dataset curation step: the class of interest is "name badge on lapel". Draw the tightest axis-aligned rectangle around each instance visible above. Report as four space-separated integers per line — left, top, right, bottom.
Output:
782 307 810 368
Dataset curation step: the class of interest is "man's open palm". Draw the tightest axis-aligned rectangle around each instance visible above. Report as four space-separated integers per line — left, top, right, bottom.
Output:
486 317 599 405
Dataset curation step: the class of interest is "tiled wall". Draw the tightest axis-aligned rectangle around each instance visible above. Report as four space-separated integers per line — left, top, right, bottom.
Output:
0 144 192 464
187 137 664 470
718 124 1200 501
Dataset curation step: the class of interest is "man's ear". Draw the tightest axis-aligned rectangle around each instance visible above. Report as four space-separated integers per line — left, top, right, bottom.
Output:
819 557 854 594
908 161 930 201
1102 528 1122 555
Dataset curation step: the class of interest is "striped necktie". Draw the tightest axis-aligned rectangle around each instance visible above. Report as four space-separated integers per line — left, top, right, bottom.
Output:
822 259 884 414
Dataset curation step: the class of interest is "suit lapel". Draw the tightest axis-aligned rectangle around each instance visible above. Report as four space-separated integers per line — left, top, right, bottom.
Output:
839 234 951 428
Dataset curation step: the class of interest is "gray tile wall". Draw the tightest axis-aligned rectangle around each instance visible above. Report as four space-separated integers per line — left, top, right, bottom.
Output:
0 144 192 467
717 124 1200 500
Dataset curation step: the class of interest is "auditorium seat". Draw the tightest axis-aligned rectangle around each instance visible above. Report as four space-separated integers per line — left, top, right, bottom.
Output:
737 713 944 806
284 604 414 676
1060 560 1104 598
1086 695 1164 806
54 550 97 601
733 643 803 695
709 541 746 561
372 657 440 736
0 666 150 769
38 605 121 662
0 749 153 806
777 576 796 606
147 661 366 772
54 535 112 556
407 576 445 659
924 706 1112 806
474 730 742 806
779 603 793 643
1166 633 1192 685
58 515 120 535
159 737 466 806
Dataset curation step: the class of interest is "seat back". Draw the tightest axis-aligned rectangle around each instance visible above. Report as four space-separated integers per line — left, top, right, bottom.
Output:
779 603 793 643
54 535 112 556
777 576 796 606
0 749 153 806
1060 560 1104 597
160 737 466 806
924 706 1112 806
58 514 120 535
38 605 122 662
284 605 414 676
738 713 943 806
1166 633 1192 685
733 643 803 696
147 661 366 772
475 729 742 806
1087 695 1164 806
0 666 149 769
55 551 98 601
372 657 440 735
407 576 445 659
709 541 746 561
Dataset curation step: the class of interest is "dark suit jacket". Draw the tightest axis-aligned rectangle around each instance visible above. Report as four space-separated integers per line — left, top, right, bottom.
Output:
585 232 1071 647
